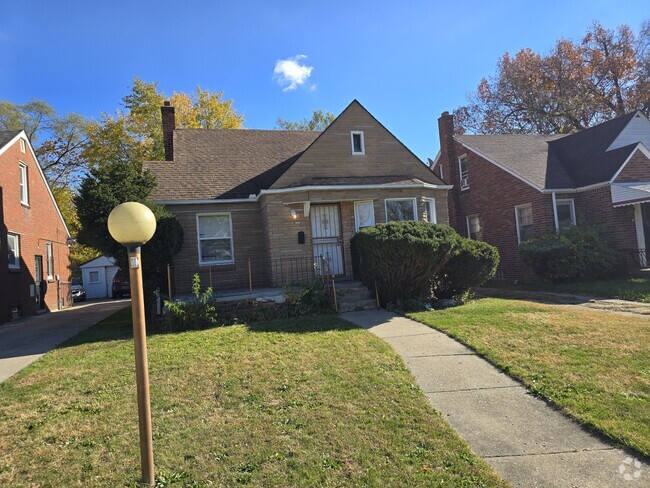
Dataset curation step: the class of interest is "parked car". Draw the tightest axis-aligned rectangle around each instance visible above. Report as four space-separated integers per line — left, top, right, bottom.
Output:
111 269 131 299
71 277 86 302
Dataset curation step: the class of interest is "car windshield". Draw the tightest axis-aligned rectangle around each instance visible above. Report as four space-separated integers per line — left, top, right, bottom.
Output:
71 277 82 286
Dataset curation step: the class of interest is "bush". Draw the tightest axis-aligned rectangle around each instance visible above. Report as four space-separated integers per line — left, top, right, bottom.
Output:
435 238 500 301
163 274 219 331
284 279 335 316
519 225 624 283
351 221 461 306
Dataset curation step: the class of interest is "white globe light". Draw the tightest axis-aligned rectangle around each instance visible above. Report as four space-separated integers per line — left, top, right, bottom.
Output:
108 202 157 246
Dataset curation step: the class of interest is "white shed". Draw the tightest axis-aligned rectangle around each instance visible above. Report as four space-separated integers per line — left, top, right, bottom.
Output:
80 256 119 299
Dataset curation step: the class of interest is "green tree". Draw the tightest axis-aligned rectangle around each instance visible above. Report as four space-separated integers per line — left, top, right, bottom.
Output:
276 109 335 131
455 21 649 134
75 158 183 309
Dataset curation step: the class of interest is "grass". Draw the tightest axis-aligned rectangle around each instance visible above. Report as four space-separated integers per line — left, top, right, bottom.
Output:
485 277 650 303
409 298 650 457
0 308 506 487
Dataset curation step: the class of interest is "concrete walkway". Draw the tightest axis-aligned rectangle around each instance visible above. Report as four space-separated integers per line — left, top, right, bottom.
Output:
0 300 129 382
342 309 649 487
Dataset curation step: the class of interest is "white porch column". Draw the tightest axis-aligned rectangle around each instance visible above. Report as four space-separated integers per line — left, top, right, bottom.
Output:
634 203 647 267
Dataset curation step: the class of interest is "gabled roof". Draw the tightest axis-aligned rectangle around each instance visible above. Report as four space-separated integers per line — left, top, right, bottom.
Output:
454 111 647 190
0 130 21 148
146 129 319 200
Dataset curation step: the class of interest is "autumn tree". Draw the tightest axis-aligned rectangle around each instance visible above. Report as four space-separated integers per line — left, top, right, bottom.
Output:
276 109 335 131
455 21 649 134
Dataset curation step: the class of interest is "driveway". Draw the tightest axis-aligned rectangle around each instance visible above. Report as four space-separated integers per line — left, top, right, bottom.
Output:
0 300 129 382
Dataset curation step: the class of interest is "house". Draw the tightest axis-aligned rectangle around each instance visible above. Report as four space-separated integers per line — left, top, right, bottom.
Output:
434 110 650 280
80 255 119 299
0 130 71 323
145 100 450 294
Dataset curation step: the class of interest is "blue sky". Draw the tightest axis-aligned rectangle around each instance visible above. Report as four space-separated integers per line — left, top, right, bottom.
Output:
0 0 646 160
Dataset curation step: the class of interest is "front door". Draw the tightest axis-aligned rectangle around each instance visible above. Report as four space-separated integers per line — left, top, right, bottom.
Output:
311 204 344 275
34 255 44 309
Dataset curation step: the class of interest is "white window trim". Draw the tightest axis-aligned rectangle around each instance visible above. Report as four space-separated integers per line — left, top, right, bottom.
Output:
351 131 365 155
19 162 29 205
515 203 533 244
466 214 480 240
384 198 418 222
196 212 235 265
458 155 469 190
554 198 576 229
7 233 20 269
353 200 375 232
46 242 54 279
424 198 437 223
439 164 443 180
88 270 101 284
19 138 26 153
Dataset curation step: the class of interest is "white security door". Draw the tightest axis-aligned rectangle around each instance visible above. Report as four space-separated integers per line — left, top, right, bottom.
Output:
311 204 344 275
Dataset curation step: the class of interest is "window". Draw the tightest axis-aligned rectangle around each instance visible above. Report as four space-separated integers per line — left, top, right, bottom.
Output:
458 156 469 189
354 200 375 231
7 233 20 269
196 213 234 265
555 199 576 229
20 138 26 153
424 198 437 223
515 204 534 243
46 242 54 279
19 163 29 205
385 198 417 222
351 131 365 155
89 270 100 283
466 215 481 240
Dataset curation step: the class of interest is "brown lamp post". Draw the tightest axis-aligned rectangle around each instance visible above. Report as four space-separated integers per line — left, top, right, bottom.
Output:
107 202 157 486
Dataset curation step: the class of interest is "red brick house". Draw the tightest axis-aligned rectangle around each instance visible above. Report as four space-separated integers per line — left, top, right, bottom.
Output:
146 100 450 294
0 130 71 323
434 110 650 280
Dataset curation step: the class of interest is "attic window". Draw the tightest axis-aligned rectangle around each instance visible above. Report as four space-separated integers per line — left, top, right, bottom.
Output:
19 138 26 153
351 131 365 155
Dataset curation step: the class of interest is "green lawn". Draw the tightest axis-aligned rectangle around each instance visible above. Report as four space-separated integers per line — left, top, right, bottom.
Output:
409 298 650 456
0 308 505 487
485 277 650 302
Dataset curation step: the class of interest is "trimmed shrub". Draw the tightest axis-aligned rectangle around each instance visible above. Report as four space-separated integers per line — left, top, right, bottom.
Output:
435 238 500 301
351 221 461 306
519 225 624 283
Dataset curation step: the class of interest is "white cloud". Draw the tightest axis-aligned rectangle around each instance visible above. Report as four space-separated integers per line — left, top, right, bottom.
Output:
273 55 314 92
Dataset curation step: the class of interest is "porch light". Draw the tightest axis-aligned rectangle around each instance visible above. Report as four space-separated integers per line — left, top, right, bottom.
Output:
107 202 157 486
290 209 298 220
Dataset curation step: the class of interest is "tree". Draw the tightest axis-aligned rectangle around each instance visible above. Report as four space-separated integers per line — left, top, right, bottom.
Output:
455 21 649 134
0 100 89 186
75 157 183 308
276 109 335 131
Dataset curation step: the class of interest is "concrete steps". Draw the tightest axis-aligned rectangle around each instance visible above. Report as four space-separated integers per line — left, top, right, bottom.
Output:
336 282 378 313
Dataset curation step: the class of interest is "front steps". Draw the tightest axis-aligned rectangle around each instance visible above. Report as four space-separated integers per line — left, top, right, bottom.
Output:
336 281 378 313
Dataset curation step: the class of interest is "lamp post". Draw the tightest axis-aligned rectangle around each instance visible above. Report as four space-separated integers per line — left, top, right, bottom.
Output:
107 202 157 486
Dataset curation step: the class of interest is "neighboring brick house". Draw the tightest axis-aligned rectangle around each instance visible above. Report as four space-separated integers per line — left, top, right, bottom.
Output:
434 110 650 280
0 130 71 323
146 100 450 293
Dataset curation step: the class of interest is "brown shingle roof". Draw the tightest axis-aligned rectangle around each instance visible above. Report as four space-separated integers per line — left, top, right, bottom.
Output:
286 175 428 187
145 129 320 200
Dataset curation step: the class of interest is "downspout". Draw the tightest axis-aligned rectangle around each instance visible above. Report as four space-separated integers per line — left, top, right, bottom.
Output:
552 191 559 232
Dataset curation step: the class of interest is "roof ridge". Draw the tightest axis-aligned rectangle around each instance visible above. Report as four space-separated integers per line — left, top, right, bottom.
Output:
174 127 321 134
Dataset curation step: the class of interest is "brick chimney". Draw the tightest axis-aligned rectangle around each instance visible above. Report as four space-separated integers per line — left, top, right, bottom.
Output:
437 111 462 231
161 101 175 161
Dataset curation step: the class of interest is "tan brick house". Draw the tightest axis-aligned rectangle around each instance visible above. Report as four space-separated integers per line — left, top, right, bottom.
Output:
434 110 650 280
0 130 71 323
146 100 450 293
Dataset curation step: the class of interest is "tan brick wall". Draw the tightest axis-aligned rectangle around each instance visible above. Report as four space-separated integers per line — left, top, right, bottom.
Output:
0 136 70 323
272 101 445 188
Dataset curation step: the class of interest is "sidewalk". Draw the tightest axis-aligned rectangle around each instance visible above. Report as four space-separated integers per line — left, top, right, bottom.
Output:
0 300 129 382
342 309 648 487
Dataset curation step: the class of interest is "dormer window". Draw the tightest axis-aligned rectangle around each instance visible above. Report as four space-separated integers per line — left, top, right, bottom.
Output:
19 138 26 153
351 131 365 155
